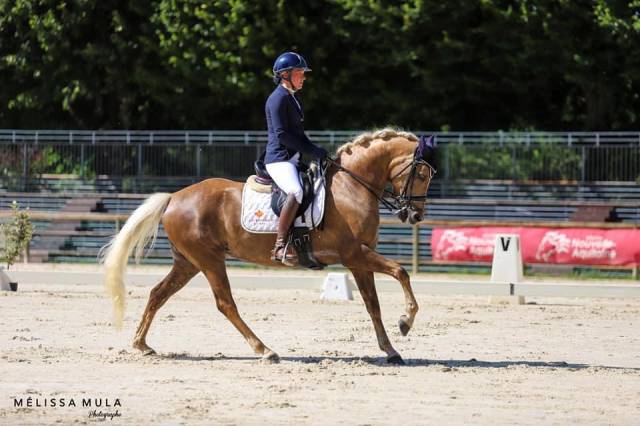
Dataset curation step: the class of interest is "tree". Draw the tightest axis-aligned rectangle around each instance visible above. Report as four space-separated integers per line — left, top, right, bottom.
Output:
1 0 640 131
0 201 34 269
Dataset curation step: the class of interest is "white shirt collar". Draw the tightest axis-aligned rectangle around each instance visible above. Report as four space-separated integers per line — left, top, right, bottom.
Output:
281 83 297 94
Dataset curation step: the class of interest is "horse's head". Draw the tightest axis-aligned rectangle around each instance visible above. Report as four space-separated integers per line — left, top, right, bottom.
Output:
335 129 437 224
387 135 437 224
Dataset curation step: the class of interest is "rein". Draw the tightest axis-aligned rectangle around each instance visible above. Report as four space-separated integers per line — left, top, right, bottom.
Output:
325 155 436 217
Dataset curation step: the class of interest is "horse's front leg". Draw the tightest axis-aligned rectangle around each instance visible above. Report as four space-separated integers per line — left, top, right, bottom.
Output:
349 269 404 364
343 243 419 337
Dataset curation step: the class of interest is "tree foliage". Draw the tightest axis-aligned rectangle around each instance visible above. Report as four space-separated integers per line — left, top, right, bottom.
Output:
1 0 639 130
0 201 34 269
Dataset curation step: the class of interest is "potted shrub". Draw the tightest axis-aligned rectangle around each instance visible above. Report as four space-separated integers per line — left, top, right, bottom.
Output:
0 201 34 291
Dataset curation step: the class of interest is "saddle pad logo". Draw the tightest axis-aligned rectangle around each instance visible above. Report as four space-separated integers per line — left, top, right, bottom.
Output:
241 182 326 234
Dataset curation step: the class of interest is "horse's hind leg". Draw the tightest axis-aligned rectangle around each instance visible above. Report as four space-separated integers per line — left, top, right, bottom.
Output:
350 269 403 364
202 257 279 363
133 251 199 355
344 243 419 337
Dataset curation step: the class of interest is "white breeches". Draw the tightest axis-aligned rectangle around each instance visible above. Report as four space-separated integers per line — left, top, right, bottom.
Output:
265 155 303 203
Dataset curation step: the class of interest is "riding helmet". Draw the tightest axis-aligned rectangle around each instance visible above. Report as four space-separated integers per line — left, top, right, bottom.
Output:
272 52 312 77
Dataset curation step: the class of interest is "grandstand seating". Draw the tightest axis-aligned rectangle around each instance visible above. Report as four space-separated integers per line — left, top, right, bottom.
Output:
2 186 638 272
0 193 71 210
10 175 202 194
429 180 640 201
5 175 640 201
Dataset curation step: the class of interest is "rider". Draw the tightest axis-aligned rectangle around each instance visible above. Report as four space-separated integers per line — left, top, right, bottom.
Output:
264 51 328 265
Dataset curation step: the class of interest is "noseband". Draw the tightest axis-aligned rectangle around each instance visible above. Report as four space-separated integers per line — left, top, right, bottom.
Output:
326 136 437 221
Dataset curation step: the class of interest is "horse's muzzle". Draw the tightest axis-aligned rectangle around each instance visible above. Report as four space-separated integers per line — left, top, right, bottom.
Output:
396 208 409 223
408 210 423 224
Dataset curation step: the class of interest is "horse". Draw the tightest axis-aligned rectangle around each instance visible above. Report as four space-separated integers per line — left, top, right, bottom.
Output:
101 128 436 364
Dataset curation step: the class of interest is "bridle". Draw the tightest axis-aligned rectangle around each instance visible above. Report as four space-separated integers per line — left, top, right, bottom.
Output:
325 145 437 223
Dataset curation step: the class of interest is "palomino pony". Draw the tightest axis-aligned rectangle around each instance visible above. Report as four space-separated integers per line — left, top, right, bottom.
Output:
101 128 435 364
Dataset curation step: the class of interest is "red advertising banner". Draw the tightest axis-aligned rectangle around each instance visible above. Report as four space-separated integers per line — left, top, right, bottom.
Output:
431 227 640 266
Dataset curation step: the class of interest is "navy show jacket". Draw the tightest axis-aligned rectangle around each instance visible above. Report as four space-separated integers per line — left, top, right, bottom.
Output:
264 85 321 164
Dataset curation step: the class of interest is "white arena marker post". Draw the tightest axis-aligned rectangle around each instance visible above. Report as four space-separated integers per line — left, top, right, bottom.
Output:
0 268 12 291
489 234 525 305
320 272 354 301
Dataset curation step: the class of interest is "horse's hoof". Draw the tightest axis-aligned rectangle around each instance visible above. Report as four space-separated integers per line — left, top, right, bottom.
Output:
133 343 156 356
387 354 405 365
261 351 280 364
398 316 411 336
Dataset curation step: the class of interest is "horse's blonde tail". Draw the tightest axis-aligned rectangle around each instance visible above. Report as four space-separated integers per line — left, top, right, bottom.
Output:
99 193 172 330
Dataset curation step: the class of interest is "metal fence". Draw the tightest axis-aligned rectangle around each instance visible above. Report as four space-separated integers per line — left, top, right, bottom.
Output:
1 130 640 188
4 129 640 145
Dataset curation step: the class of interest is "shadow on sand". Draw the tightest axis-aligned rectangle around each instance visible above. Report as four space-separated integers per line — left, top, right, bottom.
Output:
155 352 637 371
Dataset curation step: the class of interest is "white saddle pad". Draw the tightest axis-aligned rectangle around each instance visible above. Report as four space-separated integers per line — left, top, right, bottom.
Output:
241 177 326 234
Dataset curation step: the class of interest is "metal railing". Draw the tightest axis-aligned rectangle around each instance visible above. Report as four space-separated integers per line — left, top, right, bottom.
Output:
1 130 640 188
3 130 640 146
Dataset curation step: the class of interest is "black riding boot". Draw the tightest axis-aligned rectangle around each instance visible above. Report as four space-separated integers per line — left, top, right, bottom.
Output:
271 193 300 266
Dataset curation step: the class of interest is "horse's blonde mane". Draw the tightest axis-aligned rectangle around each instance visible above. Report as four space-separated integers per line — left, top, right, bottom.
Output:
336 128 419 155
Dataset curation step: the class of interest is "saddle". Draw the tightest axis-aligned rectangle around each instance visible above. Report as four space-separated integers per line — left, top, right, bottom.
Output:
254 156 316 220
253 155 325 270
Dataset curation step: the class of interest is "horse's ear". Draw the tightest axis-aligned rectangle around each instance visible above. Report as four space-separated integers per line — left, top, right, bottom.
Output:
417 135 437 168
